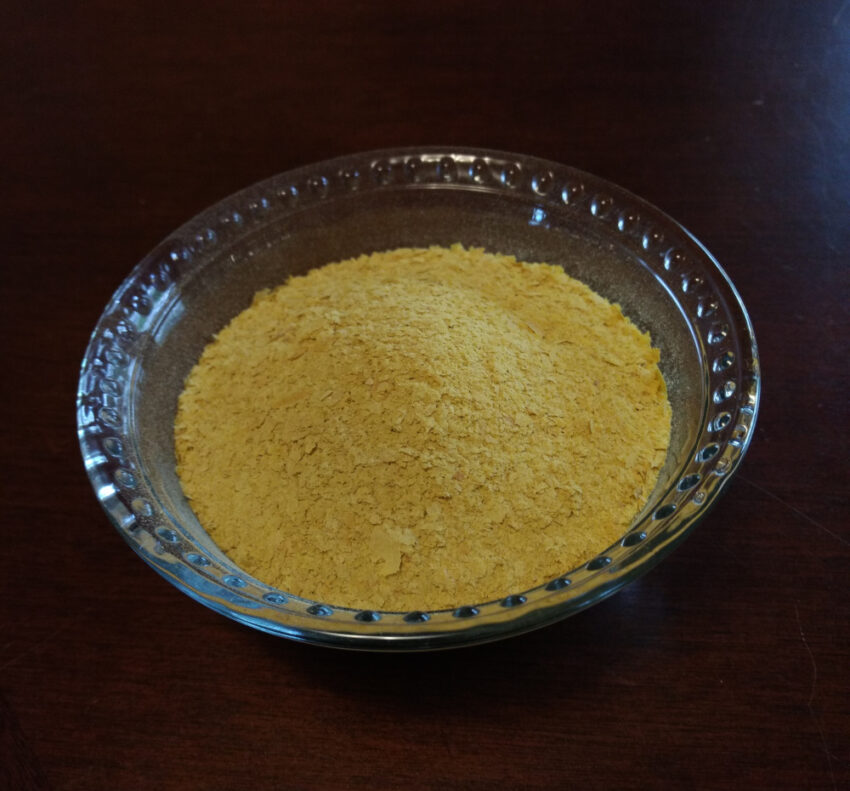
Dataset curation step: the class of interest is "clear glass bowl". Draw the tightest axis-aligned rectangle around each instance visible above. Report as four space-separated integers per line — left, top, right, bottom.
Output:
76 148 760 650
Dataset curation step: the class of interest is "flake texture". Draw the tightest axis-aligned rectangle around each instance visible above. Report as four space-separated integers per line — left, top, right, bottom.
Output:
175 246 671 611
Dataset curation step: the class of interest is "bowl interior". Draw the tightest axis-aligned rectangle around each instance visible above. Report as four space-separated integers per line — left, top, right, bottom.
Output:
135 187 703 568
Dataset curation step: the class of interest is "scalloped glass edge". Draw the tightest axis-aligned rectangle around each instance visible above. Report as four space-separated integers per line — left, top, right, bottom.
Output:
77 147 761 651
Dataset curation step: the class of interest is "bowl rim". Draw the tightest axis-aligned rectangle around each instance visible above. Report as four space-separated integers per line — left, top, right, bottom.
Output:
76 146 761 650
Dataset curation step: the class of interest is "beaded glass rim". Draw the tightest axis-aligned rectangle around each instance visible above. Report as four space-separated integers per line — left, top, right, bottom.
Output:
77 147 760 650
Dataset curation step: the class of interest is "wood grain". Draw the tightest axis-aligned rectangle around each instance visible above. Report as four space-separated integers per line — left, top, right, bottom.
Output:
2 1 848 789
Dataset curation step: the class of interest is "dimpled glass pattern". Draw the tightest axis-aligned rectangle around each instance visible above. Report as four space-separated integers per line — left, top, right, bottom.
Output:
77 148 760 650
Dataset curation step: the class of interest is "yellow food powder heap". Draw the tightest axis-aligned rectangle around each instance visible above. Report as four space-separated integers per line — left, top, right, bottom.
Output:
175 245 671 611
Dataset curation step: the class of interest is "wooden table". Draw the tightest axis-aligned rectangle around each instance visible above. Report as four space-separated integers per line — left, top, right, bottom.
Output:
3 2 848 788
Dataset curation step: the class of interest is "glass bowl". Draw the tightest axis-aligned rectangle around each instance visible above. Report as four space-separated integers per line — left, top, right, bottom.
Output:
76 148 760 650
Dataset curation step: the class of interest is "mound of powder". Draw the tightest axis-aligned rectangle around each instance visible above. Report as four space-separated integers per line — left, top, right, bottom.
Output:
174 245 671 611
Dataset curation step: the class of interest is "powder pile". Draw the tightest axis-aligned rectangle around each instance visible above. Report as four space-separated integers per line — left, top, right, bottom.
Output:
174 245 671 611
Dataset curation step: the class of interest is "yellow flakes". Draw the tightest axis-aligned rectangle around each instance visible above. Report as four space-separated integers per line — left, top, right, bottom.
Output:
174 245 671 611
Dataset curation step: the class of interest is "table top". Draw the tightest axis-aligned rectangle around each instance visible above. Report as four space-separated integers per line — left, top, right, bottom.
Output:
2 2 848 789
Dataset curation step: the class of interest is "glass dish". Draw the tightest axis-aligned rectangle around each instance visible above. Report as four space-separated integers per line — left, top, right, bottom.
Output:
76 148 760 650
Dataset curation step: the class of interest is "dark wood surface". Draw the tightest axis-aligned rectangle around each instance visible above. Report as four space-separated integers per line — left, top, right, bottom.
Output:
2 2 848 789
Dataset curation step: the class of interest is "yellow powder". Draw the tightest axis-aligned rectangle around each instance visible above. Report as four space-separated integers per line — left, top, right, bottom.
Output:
174 244 671 611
